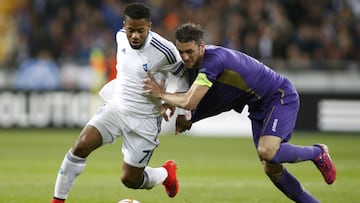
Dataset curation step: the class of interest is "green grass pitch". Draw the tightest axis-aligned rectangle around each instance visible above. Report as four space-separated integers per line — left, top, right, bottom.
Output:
0 128 359 203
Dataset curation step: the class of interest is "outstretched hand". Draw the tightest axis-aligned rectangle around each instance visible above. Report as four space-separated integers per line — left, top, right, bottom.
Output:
143 71 166 98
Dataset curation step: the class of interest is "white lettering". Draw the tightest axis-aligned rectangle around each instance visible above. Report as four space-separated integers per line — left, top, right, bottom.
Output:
272 118 278 132
0 91 92 127
14 93 28 127
0 92 15 127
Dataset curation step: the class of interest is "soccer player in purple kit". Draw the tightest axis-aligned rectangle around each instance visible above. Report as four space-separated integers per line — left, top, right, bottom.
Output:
143 22 336 203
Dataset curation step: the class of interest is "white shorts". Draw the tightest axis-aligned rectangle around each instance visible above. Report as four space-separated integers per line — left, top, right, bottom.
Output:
87 103 162 168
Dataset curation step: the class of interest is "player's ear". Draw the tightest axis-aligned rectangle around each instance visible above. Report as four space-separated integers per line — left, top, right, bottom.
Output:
148 21 152 29
199 42 205 54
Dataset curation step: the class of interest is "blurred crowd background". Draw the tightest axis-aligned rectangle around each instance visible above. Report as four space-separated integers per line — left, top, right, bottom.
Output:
0 0 359 91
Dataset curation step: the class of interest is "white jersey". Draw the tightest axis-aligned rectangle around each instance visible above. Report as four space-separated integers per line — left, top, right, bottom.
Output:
101 29 184 117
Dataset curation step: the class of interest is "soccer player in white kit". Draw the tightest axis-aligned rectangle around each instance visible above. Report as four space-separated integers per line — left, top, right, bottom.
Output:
51 3 184 203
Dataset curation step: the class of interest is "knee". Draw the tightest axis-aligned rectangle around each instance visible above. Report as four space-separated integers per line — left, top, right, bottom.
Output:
72 126 102 158
257 135 281 162
72 141 92 158
257 145 278 162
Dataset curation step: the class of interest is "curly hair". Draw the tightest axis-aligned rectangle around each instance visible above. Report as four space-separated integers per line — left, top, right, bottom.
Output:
175 22 204 45
124 2 151 21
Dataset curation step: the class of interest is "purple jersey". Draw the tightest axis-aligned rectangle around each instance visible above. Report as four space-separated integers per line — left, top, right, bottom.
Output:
189 45 299 141
200 45 285 99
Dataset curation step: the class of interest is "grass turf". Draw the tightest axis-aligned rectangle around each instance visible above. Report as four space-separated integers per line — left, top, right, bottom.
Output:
0 128 359 203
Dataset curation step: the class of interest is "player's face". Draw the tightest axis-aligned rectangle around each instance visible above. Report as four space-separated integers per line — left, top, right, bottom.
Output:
124 18 151 49
176 40 205 69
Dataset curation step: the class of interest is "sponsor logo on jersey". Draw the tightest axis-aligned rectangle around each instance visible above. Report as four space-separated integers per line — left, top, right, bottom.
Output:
143 64 148 72
272 118 278 132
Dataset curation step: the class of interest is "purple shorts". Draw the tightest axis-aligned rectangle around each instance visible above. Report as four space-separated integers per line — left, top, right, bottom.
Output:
250 80 300 147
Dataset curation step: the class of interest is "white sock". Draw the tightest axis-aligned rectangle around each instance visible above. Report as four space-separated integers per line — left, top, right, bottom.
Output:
53 150 86 199
141 166 167 189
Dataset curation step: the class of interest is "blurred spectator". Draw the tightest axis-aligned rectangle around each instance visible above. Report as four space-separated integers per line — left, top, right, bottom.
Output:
98 0 124 34
0 0 25 66
13 49 61 90
0 0 358 90
8 0 360 61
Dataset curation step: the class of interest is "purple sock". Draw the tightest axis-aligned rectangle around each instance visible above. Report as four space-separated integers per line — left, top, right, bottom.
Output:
271 143 321 163
272 168 319 203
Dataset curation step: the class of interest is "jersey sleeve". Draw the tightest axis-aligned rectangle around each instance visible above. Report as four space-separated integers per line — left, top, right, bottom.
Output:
199 51 224 83
159 45 185 78
153 32 185 78
174 67 192 93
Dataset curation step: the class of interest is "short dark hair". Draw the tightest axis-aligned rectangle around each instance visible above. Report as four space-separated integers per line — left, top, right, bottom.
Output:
124 2 151 21
175 23 204 45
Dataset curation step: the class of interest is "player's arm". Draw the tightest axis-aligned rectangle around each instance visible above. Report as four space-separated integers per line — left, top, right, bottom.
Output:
164 82 208 110
143 71 210 110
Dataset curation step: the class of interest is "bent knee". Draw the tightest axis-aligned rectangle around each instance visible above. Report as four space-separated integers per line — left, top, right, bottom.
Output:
257 135 281 162
72 126 102 158
257 146 278 162
72 142 94 158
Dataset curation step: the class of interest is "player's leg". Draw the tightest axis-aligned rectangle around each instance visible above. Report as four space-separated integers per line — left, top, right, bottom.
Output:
251 129 320 202
256 85 335 184
51 104 118 203
121 163 147 188
121 160 178 198
263 162 319 203
51 125 103 203
258 135 322 164
261 135 337 184
120 115 178 197
71 125 103 157
252 132 319 202
257 115 336 183
121 162 168 189
251 88 320 202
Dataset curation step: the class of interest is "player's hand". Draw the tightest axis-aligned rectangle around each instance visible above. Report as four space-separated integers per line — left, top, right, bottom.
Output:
175 115 192 135
160 103 175 121
143 71 165 98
